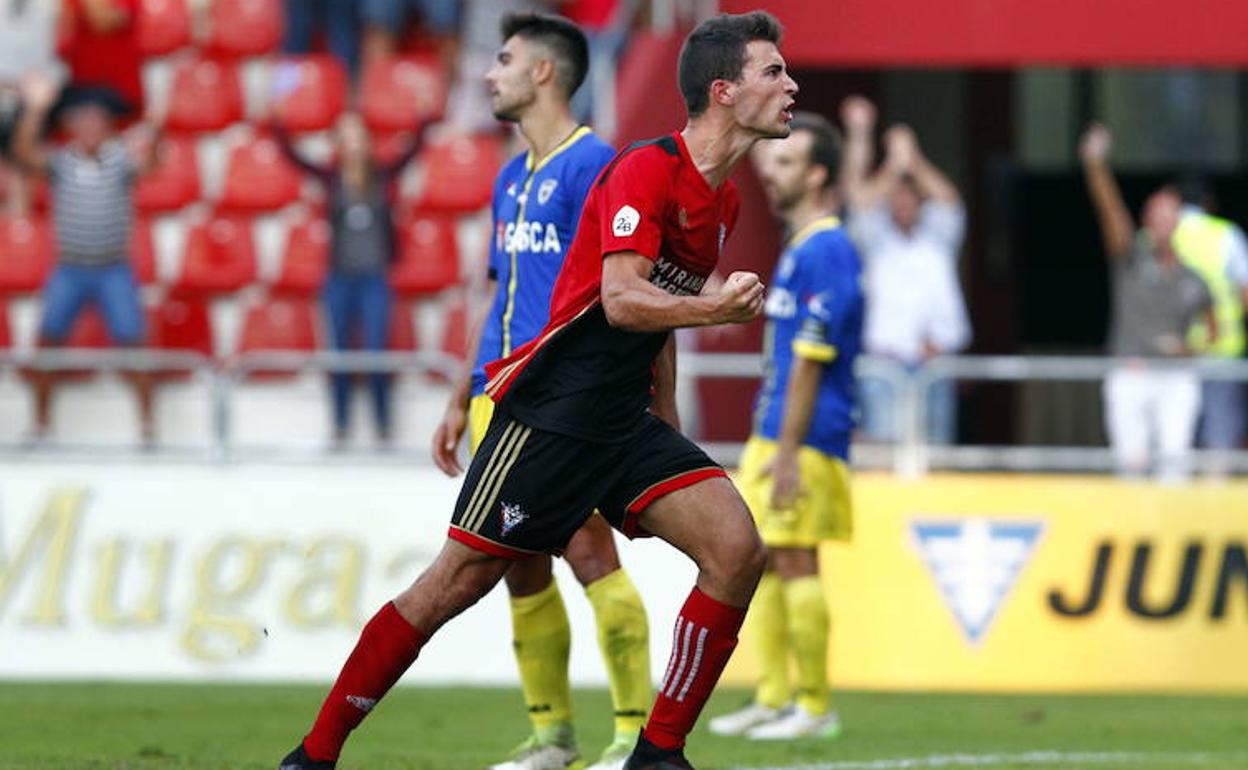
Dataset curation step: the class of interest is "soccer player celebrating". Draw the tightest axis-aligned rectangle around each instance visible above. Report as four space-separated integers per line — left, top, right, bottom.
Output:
278 11 796 770
709 112 862 740
431 13 650 770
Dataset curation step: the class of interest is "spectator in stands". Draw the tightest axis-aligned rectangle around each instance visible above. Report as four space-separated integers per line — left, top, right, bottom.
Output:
362 0 460 75
1080 124 1215 482
0 0 59 214
59 0 144 120
272 111 420 448
282 0 362 78
564 0 623 123
10 72 160 443
1172 180 1248 474
839 95 971 445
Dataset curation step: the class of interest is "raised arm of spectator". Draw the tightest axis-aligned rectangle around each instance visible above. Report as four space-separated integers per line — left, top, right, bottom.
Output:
270 120 335 183
838 95 886 212
909 138 961 205
11 72 60 175
1079 124 1133 261
381 129 424 178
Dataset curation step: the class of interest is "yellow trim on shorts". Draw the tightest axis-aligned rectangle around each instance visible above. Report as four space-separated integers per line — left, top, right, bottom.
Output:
468 393 495 454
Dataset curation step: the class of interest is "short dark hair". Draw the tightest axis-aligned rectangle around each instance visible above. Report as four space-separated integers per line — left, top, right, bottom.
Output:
678 11 783 118
501 12 590 99
789 111 841 190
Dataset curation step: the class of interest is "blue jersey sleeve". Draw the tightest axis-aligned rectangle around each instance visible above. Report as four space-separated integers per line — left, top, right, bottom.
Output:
568 142 616 215
792 232 858 364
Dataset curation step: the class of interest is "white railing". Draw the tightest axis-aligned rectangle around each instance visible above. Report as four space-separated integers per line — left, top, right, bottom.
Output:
2 350 1247 475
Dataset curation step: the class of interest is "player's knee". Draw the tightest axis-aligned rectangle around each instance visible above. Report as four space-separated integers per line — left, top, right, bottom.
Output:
705 517 766 589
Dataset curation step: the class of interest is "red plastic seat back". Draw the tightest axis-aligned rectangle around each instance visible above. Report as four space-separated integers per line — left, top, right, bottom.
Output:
417 134 501 213
131 217 157 285
237 296 318 379
204 0 283 57
145 296 214 380
165 57 245 133
0 215 54 294
218 133 303 213
137 0 192 56
135 137 200 213
360 55 446 133
270 56 349 133
390 214 460 295
272 216 330 296
0 300 10 349
175 215 257 294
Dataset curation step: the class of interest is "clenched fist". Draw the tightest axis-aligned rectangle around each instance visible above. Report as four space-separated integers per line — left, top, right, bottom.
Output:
713 271 765 324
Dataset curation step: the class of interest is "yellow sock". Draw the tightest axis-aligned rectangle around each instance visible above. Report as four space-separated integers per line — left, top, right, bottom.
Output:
585 568 651 740
784 575 830 715
510 579 574 733
749 571 790 709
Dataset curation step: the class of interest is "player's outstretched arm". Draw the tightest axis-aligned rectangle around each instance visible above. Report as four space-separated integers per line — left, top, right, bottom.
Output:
432 278 497 476
601 252 764 332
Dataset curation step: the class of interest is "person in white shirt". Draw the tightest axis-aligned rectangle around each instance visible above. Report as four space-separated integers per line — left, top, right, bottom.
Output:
838 95 971 444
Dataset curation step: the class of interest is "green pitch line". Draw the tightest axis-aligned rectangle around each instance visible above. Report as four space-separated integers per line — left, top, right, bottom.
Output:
0 683 1245 770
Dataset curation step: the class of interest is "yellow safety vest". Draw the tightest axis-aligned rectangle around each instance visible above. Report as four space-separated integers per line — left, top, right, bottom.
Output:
1173 212 1245 358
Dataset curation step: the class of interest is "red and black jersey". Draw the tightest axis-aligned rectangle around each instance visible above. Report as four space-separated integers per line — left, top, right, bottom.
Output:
484 131 740 442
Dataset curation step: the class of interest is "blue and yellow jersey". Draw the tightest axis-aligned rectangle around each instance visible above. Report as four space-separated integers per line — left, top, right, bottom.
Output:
751 216 865 460
471 127 616 395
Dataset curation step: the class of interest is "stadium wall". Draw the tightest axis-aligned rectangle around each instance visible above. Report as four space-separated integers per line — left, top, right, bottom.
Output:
1 466 1245 691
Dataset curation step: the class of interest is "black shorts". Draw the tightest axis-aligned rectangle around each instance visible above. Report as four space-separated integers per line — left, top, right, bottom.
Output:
448 410 726 558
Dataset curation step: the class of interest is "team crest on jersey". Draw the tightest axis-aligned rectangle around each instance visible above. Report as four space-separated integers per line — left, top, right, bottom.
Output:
911 518 1044 645
500 501 528 536
506 182 517 197
538 178 558 205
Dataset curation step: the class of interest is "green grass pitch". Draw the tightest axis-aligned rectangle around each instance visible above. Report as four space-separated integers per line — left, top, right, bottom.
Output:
2 683 1246 769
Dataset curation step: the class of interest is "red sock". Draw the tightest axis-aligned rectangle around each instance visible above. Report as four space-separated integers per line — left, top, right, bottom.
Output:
644 587 747 750
303 602 427 761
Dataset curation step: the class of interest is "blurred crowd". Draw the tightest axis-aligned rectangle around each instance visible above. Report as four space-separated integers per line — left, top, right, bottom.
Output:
0 2 1244 478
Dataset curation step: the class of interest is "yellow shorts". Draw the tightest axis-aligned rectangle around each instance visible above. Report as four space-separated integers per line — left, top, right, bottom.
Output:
468 393 495 454
737 435 853 547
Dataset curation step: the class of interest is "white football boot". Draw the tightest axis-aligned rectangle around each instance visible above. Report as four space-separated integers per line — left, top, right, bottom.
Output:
745 706 842 740
706 702 787 736
487 733 583 770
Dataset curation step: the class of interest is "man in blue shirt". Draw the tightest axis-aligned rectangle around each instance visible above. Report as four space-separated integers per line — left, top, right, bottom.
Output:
710 111 862 741
430 13 649 770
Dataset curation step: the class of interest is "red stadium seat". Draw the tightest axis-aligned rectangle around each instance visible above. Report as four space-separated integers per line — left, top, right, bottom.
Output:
203 0 283 57
270 56 349 133
236 296 318 379
415 134 502 213
145 296 214 380
271 216 330 296
0 300 10 349
174 215 257 294
165 57 245 134
137 0 193 56
388 301 418 352
440 291 469 359
131 217 158 285
359 55 446 133
135 137 200 213
0 215 54 294
390 213 459 295
217 133 304 213
25 307 113 383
